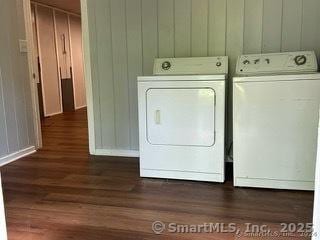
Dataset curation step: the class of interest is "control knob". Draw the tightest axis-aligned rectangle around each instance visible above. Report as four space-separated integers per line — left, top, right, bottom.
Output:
162 61 171 70
294 55 307 66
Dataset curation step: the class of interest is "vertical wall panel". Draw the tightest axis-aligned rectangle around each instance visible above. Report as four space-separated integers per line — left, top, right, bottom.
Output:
0 68 8 157
174 0 191 57
226 0 244 73
158 0 174 58
191 0 208 56
126 0 143 150
281 0 303 52
0 0 35 159
0 2 19 153
95 0 116 149
301 0 320 57
0 0 7 157
17 0 34 146
208 0 227 56
110 0 130 149
87 0 102 149
243 0 263 54
262 0 283 53
142 0 158 74
226 0 244 146
8 0 29 149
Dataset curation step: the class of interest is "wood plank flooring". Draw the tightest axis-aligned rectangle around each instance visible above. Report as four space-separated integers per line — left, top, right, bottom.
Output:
0 109 314 239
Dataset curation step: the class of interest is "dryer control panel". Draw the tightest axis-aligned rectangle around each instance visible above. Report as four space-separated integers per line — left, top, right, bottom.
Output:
154 56 228 75
236 51 318 75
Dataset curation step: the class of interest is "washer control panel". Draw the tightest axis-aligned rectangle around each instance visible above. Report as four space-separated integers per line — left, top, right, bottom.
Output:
236 51 318 75
154 56 228 75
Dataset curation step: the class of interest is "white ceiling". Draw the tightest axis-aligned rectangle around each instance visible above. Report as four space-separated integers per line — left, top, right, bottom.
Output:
32 0 81 14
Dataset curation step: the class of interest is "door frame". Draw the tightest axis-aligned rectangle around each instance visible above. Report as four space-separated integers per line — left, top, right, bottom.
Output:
23 0 96 154
22 0 42 149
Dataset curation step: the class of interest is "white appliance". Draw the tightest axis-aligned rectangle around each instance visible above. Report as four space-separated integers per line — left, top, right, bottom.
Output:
313 109 320 240
233 51 320 190
138 57 228 182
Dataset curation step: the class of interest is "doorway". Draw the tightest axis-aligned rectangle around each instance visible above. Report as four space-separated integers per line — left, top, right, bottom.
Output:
24 0 87 148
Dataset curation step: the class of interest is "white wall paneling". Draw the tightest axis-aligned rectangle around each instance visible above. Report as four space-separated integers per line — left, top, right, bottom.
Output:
110 0 131 149
0 67 8 157
158 0 174 58
142 0 158 76
26 1 42 149
262 0 283 53
81 0 96 153
0 2 20 154
0 0 35 162
94 0 115 149
174 0 191 57
281 0 303 52
126 0 143 150
191 0 208 57
243 0 263 54
208 0 227 56
226 0 244 147
85 0 320 156
301 0 320 58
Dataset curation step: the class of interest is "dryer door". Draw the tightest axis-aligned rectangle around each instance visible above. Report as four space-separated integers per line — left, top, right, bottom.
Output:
146 88 215 147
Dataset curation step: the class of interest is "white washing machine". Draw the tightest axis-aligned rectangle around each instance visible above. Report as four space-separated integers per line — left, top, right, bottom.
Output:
138 57 228 182
233 51 320 190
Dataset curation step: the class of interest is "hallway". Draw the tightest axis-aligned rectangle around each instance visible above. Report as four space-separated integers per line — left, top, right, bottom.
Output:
0 109 314 239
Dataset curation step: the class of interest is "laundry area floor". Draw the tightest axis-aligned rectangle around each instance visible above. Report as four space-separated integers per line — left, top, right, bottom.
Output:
0 109 314 240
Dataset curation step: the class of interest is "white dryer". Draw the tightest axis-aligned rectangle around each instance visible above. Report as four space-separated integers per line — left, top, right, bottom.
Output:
233 51 320 190
138 57 228 182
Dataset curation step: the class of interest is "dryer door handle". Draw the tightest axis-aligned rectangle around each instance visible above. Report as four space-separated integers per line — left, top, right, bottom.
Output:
155 110 161 124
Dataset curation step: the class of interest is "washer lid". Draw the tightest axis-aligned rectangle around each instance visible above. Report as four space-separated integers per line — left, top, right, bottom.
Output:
153 56 228 75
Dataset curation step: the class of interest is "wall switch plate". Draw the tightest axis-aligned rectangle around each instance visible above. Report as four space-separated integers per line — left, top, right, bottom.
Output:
19 40 28 53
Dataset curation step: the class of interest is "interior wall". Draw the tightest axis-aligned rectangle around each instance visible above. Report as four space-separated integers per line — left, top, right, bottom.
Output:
86 0 320 154
0 0 35 162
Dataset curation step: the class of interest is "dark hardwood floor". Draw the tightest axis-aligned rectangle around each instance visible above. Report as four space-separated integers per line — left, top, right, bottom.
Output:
0 109 314 239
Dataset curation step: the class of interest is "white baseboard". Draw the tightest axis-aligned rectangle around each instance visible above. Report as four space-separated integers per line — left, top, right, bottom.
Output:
75 105 87 110
94 149 139 158
45 111 63 117
0 146 36 167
